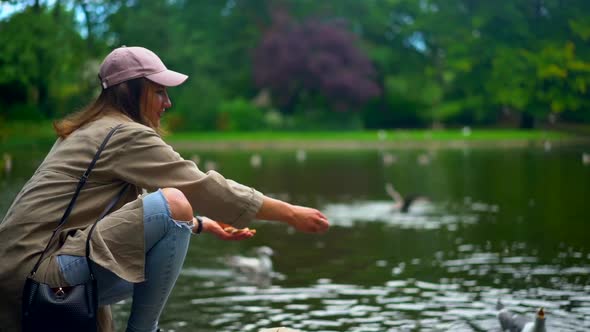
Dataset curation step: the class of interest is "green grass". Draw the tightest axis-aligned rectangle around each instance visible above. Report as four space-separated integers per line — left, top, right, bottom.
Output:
0 120 578 151
168 129 570 142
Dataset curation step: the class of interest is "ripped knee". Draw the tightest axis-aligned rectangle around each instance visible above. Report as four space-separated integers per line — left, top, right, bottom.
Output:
160 188 193 222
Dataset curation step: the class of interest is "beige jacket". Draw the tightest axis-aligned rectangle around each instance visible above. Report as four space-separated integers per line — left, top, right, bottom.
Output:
0 113 264 331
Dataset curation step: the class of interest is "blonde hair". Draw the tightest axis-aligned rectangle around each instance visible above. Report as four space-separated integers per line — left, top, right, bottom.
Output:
54 78 164 138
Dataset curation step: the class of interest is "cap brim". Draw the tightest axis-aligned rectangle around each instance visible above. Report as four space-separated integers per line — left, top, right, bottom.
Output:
145 69 188 87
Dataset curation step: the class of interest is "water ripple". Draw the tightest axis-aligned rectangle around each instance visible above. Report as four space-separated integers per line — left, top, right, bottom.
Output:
322 200 480 230
160 240 590 331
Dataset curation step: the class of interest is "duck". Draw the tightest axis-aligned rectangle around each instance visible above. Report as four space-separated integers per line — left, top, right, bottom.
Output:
295 149 306 163
497 299 546 332
2 153 12 174
381 152 397 166
226 246 274 281
385 182 430 213
250 153 262 168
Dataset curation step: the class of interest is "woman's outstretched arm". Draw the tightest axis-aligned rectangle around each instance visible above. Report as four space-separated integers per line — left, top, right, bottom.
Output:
198 195 330 239
255 196 330 234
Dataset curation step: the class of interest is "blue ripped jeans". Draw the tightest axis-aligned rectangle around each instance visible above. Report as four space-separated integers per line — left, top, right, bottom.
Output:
57 190 192 332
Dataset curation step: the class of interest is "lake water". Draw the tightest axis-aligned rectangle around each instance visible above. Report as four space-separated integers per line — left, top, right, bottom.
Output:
1 143 590 331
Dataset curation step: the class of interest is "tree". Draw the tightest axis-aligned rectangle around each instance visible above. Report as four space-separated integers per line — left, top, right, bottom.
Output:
482 0 590 127
0 4 87 119
1 0 589 129
253 7 380 114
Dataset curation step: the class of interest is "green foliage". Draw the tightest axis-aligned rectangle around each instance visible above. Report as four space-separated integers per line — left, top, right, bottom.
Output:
217 98 265 131
1 0 590 130
0 5 89 118
569 19 590 41
289 108 364 131
163 80 224 132
489 41 590 119
362 98 428 129
2 103 45 121
532 42 590 113
380 75 443 125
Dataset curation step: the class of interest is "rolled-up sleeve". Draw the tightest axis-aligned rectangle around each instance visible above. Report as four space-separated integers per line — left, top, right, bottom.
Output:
112 126 263 227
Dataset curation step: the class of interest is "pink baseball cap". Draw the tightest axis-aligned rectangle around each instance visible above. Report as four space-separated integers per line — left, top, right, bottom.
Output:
98 46 188 89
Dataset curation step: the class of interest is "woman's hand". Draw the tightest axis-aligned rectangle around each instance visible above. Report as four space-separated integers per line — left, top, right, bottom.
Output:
256 196 330 234
287 205 330 234
198 217 256 241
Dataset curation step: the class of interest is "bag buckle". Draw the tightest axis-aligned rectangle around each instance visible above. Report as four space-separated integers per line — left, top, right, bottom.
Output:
54 287 66 299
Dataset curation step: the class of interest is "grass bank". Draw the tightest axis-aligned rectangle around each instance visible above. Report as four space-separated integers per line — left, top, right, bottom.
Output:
168 129 568 141
168 129 585 151
1 120 586 151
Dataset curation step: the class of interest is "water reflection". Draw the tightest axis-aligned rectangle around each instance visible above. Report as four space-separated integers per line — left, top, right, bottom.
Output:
159 238 590 331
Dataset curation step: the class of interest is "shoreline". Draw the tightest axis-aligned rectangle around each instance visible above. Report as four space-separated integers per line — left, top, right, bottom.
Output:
2 125 589 151
169 137 590 151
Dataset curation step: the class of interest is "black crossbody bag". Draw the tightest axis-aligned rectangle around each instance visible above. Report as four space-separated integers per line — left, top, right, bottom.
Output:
21 124 129 332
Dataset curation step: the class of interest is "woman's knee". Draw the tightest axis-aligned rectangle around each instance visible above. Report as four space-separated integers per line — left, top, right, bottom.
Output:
160 188 193 222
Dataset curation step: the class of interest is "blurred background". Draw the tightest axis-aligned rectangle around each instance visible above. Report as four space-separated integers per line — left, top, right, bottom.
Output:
2 1 590 331
1 0 590 132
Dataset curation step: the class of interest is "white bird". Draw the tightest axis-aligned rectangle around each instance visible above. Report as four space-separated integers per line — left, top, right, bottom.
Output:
497 300 546 332
295 149 307 163
381 152 397 166
462 126 472 137
583 153 590 165
226 246 274 279
250 153 262 168
3 153 12 174
417 153 431 165
543 141 552 152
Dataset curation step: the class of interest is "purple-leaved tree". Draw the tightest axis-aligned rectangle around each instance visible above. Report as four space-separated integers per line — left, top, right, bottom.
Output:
253 9 380 113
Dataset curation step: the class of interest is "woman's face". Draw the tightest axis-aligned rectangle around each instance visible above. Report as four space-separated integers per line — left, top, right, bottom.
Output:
144 82 172 128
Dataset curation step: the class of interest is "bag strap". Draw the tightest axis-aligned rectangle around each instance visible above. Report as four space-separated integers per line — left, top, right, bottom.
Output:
85 183 129 279
29 124 125 276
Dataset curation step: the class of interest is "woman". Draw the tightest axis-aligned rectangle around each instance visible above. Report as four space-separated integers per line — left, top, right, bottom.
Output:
0 46 329 332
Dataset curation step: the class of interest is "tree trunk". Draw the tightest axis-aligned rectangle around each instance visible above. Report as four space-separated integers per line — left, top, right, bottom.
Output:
520 111 535 129
282 88 301 115
77 0 95 52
